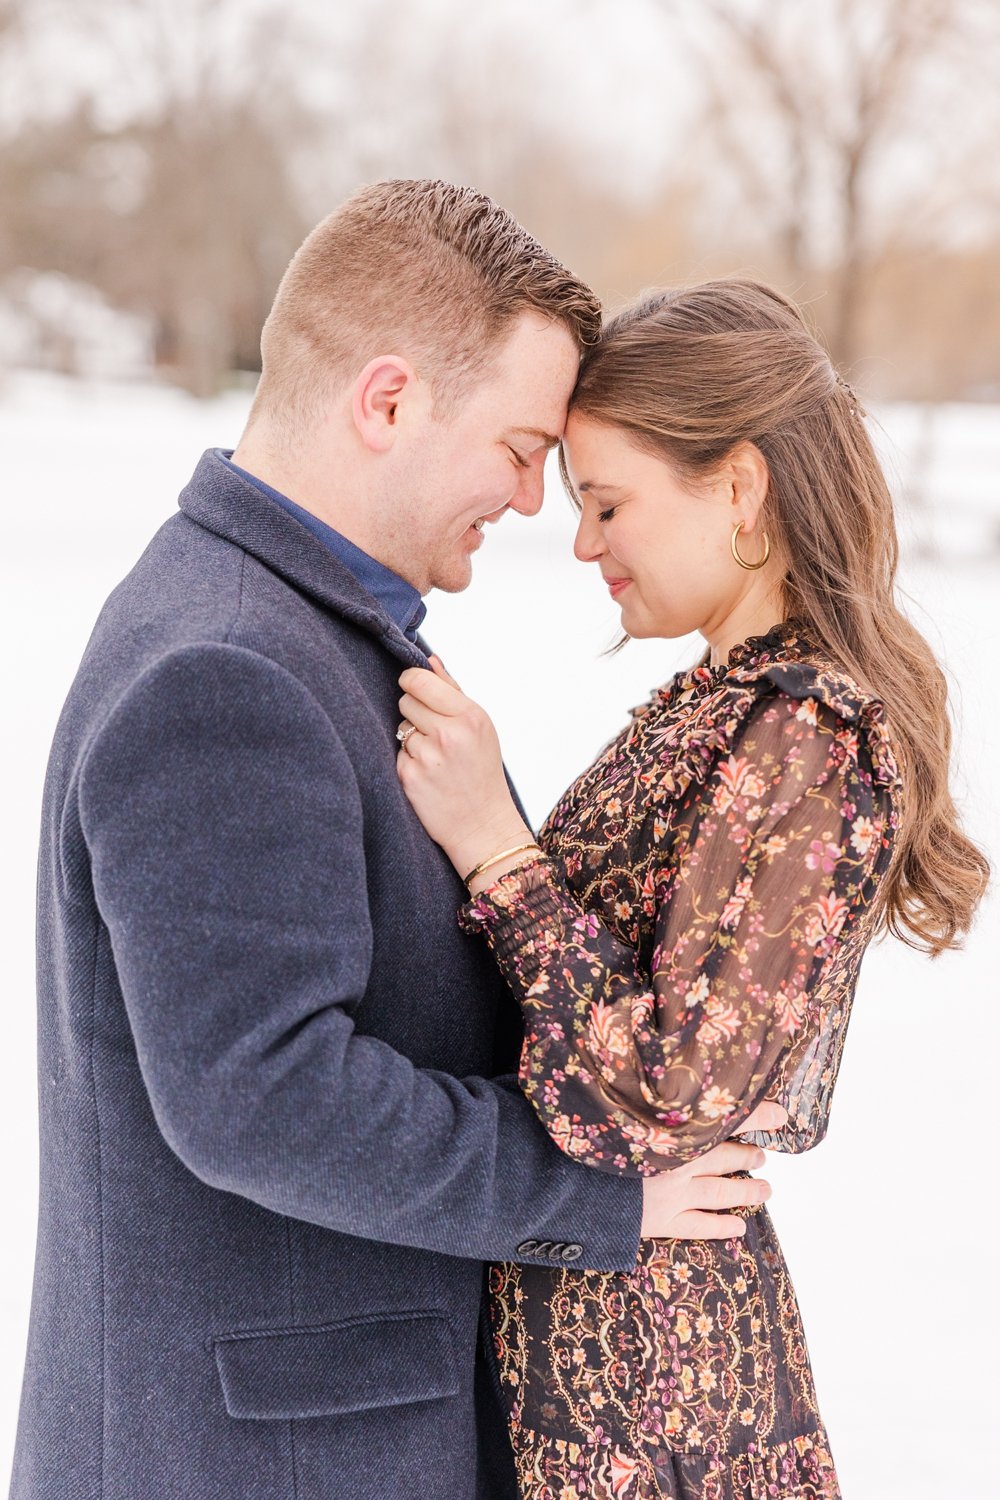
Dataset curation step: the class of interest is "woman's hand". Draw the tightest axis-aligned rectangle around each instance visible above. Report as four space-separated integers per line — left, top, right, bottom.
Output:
397 656 533 881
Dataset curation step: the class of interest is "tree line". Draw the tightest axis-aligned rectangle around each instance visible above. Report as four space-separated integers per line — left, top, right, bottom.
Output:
2 0 997 399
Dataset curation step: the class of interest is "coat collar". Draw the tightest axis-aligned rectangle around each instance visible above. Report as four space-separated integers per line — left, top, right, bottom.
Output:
179 448 431 670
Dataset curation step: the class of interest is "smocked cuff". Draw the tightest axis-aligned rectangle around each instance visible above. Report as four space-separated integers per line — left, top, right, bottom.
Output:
457 855 572 961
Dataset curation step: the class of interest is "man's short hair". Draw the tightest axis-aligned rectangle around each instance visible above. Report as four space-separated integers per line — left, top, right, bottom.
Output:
249 179 601 431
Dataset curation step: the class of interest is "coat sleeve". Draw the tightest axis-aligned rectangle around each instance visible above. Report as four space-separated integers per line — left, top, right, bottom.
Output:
459 692 896 1174
78 643 641 1269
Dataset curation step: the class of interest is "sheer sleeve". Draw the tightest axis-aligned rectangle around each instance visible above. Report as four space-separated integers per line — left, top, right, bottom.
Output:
458 692 895 1174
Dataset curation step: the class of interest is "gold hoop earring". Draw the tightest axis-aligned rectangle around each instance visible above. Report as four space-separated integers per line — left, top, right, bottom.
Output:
731 520 770 572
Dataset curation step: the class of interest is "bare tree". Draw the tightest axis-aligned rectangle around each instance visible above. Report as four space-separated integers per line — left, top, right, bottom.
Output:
667 0 997 367
1 0 330 392
7 0 996 397
324 0 669 305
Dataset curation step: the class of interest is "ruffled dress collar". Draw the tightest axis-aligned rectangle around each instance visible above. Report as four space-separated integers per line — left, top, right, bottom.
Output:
658 617 814 708
628 616 902 799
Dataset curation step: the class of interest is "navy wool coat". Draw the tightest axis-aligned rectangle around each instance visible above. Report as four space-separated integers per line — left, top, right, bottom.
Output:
10 450 642 1500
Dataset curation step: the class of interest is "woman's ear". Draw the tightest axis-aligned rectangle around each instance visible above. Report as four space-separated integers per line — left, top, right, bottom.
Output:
351 356 416 453
728 441 771 532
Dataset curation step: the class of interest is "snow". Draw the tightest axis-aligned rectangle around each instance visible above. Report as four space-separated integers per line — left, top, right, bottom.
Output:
0 272 154 380
1 370 997 1495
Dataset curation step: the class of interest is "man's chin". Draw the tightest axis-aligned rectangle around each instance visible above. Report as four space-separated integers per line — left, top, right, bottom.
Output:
429 556 475 594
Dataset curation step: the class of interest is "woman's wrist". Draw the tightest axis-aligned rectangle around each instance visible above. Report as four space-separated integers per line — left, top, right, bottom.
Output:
444 811 536 891
464 845 545 898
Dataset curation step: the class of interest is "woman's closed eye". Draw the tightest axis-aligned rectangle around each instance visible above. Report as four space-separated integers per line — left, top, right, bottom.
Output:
597 506 618 523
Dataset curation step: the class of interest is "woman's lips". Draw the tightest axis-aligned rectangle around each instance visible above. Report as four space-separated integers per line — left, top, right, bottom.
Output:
606 577 632 598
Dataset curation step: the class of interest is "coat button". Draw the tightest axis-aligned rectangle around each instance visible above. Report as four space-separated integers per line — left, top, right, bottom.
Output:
560 1243 584 1262
515 1239 539 1255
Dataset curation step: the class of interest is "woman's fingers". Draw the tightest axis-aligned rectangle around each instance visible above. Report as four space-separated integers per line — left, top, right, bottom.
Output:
397 693 442 735
400 665 464 714
428 653 460 688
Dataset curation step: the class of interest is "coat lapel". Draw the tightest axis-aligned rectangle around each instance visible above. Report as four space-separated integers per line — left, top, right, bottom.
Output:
178 449 430 671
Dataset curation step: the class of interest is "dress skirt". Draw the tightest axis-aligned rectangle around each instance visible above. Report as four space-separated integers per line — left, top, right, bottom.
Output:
462 627 902 1498
488 1202 841 1500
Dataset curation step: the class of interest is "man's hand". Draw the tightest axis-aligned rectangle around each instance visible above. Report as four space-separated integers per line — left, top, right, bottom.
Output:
640 1100 787 1239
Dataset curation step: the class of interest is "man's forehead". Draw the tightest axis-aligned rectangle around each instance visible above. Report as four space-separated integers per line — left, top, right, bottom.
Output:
509 424 562 449
490 315 579 438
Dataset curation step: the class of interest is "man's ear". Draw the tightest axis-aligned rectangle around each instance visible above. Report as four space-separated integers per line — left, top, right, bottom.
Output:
351 356 416 453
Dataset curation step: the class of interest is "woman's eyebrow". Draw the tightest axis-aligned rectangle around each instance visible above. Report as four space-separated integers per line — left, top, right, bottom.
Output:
577 481 622 495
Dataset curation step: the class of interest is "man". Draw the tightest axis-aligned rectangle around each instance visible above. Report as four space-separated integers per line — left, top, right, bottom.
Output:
10 180 778 1500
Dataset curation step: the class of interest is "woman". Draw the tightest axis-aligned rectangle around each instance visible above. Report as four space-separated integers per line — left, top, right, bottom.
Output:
394 280 989 1499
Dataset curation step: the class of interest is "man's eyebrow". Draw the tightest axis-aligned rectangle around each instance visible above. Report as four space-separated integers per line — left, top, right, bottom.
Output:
510 426 561 449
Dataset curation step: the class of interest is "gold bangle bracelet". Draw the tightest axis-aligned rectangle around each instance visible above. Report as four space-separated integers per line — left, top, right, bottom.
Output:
463 842 542 887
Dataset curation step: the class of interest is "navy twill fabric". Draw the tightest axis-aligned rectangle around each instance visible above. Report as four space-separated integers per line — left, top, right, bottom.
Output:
10 449 642 1500
220 450 428 643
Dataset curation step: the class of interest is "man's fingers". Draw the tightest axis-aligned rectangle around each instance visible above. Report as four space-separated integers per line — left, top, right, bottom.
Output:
688 1174 772 1213
688 1140 765 1178
738 1099 788 1134
647 1211 747 1241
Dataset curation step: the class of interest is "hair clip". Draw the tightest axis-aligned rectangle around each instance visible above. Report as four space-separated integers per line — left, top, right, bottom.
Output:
834 369 860 416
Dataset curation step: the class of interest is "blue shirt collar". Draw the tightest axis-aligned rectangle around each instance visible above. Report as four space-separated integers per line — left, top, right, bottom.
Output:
219 451 427 645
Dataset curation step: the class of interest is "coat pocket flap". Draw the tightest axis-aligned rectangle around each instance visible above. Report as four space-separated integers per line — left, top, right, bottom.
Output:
213 1310 459 1420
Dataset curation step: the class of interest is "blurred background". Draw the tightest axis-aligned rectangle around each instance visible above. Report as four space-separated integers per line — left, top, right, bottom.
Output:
2 1 998 1496
3 0 1000 402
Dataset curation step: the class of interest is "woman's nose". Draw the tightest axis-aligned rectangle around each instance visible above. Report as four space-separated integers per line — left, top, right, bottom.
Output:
573 512 605 563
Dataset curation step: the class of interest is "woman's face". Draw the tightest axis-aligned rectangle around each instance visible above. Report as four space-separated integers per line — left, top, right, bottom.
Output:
561 412 777 643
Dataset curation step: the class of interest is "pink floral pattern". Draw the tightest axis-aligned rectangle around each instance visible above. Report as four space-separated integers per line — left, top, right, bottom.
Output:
460 622 903 1499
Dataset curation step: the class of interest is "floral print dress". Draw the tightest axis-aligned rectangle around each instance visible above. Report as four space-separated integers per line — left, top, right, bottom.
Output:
459 622 903 1500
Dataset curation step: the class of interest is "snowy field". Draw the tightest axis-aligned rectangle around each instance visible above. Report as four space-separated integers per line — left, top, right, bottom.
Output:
1 370 997 1496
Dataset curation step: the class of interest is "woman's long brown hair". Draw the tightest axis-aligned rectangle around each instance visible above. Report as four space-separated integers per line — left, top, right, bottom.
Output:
565 279 989 956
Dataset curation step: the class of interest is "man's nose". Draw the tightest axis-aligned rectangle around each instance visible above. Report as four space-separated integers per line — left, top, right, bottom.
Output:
509 460 545 518
573 511 605 563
